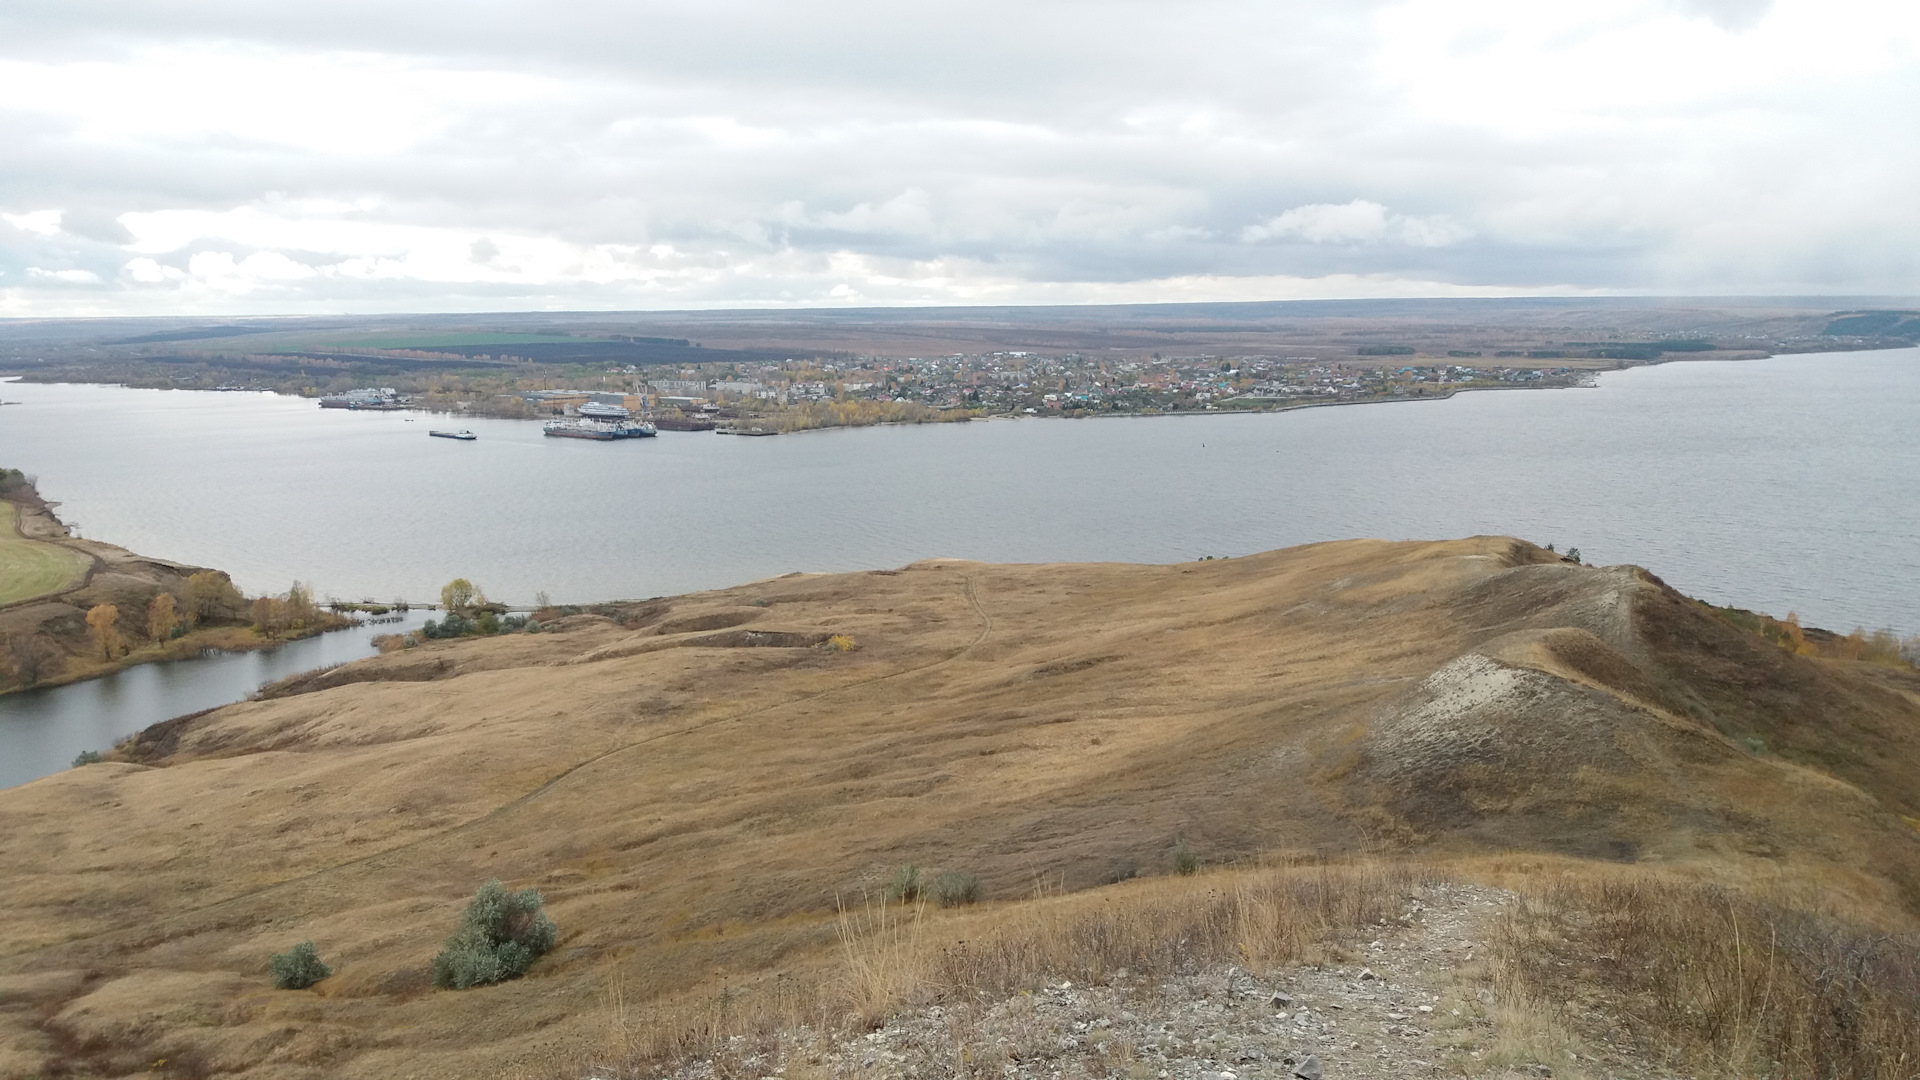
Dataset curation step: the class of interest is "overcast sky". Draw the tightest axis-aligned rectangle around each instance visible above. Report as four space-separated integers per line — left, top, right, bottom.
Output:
1 0 1916 316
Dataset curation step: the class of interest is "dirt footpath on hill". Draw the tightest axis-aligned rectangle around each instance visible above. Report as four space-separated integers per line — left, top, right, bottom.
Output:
647 884 1681 1080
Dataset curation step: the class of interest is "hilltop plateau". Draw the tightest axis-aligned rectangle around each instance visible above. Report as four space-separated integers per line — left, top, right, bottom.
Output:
2 537 1918 1079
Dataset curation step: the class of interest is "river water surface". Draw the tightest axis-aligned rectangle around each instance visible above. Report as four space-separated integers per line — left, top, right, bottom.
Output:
2 348 1916 786
0 613 427 788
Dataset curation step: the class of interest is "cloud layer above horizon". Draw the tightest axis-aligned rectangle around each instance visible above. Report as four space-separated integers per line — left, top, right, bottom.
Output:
2 0 1917 315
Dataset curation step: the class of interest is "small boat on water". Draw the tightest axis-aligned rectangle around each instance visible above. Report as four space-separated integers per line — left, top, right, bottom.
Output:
429 429 478 441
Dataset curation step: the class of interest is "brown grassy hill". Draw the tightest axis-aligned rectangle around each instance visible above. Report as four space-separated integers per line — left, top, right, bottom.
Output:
2 537 1918 1079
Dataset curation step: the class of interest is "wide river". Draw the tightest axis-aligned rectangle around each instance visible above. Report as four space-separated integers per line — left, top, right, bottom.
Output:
1 348 1916 785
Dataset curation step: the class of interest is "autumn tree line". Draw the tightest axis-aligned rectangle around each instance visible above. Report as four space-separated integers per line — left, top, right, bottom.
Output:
1740 609 1919 666
5 573 354 689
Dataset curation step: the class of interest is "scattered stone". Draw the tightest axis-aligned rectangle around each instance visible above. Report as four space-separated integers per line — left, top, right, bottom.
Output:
641 881 1685 1080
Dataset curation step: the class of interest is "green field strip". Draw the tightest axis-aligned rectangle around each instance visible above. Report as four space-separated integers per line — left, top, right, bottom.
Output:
0 504 94 605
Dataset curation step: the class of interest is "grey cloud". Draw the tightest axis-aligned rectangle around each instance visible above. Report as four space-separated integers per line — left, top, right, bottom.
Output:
0 0 1915 314
58 209 135 244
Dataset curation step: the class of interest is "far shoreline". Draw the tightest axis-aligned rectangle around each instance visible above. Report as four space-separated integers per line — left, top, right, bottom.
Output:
0 345 1789 438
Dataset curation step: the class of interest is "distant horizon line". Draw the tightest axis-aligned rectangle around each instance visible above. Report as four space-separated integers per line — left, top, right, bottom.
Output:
4 293 1919 325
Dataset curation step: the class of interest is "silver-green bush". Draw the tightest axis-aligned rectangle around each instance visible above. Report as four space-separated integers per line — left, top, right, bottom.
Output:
886 864 923 903
268 941 332 989
931 870 982 907
431 880 557 990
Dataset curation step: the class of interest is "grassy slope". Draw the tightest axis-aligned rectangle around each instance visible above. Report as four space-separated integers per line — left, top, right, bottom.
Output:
1 537 1918 1078
0 502 92 605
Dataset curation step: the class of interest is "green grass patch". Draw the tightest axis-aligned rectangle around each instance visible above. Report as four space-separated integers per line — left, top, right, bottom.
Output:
0 504 92 605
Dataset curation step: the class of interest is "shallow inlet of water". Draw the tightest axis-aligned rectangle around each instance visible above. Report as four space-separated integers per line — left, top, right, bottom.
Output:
0 614 427 789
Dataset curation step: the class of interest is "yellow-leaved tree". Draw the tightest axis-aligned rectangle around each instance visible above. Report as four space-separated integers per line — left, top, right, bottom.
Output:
182 571 245 626
147 592 178 642
85 603 122 659
440 578 481 614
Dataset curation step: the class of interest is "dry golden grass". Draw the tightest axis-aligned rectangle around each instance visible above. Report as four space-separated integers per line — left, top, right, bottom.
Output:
1492 868 1920 1080
560 858 1418 1079
4 537 1920 1078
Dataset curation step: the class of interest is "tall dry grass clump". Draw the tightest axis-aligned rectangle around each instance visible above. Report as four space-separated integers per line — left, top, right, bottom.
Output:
566 859 1416 1079
1496 874 1920 1080
837 893 934 1029
927 859 1415 1000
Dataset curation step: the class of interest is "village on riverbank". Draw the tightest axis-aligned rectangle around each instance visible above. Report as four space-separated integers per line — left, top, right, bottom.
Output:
4 298 1906 434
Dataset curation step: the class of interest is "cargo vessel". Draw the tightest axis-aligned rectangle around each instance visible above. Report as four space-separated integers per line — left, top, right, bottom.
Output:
429 429 477 441
319 387 408 410
541 399 657 440
542 418 657 440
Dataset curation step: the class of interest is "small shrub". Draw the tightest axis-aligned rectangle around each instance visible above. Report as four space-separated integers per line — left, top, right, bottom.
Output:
71 750 101 767
1172 839 1199 876
268 941 332 989
887 864 923 903
432 880 557 990
931 870 981 907
823 634 859 652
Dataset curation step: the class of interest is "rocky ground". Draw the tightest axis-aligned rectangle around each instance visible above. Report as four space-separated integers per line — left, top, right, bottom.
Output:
641 884 1684 1080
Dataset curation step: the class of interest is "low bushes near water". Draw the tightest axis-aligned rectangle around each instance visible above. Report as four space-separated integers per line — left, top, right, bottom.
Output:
268 942 332 989
1706 603 1920 668
419 611 540 640
432 880 558 989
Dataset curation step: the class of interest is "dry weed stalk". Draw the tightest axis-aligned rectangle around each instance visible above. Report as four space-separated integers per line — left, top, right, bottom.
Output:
1496 874 1920 1080
835 892 932 1028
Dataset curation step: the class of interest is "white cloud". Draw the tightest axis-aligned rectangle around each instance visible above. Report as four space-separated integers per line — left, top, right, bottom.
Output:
25 267 100 284
3 210 62 235
1241 201 1471 247
123 257 185 284
0 47 557 156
